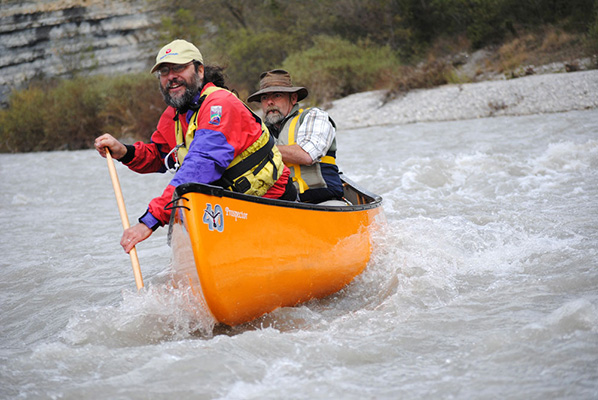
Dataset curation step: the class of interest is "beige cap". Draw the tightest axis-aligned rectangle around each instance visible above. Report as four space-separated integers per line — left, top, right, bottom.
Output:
150 39 203 73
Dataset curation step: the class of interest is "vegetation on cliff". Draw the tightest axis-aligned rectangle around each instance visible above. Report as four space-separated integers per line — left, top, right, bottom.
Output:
158 0 597 100
1 0 597 152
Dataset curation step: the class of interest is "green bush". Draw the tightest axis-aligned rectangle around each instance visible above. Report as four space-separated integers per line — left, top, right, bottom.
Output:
215 29 301 98
0 85 49 152
100 73 164 141
159 8 205 45
587 5 598 59
465 0 507 48
282 35 400 105
0 74 165 153
0 77 107 152
384 59 454 103
43 76 108 151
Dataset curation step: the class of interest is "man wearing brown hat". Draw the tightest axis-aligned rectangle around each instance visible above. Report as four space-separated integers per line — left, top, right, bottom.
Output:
248 69 344 204
95 41 295 253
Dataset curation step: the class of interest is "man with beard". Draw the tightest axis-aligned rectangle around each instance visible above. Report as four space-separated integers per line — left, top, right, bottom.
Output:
95 40 295 253
247 69 344 204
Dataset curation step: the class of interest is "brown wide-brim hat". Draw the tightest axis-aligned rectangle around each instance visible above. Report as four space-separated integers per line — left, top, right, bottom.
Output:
247 69 308 103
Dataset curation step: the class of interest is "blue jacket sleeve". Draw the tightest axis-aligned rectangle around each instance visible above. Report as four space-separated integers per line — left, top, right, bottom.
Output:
170 128 235 188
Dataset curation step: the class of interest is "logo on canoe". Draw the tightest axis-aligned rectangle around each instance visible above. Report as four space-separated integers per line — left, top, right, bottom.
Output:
202 203 224 232
225 207 248 221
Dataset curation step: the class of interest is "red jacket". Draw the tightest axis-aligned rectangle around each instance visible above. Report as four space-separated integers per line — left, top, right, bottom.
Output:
123 83 290 228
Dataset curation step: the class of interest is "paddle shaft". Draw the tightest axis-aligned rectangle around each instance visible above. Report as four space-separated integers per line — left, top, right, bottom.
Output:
105 149 144 290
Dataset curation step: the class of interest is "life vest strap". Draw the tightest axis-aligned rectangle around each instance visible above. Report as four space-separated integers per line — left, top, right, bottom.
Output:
320 155 336 165
213 132 277 192
288 110 308 193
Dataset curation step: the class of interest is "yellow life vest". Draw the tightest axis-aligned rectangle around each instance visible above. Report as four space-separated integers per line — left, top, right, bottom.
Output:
174 85 284 196
278 106 337 194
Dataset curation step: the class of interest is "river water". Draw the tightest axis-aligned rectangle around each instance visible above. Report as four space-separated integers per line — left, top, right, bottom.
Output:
1 109 597 399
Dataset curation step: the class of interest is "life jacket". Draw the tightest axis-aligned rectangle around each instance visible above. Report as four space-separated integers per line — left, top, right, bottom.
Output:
174 85 284 196
276 105 338 194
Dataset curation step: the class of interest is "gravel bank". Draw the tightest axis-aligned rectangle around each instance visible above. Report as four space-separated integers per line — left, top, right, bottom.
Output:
326 70 598 130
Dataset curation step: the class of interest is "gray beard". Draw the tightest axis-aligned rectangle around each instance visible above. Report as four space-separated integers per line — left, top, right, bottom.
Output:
264 110 285 126
160 73 203 110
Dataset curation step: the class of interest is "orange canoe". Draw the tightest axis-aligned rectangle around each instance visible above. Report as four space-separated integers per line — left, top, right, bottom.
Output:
167 175 383 326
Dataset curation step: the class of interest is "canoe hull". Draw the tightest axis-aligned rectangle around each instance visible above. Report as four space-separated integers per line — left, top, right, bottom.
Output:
168 177 383 326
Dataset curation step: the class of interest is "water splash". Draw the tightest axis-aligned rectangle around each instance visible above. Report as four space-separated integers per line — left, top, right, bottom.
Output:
61 281 216 347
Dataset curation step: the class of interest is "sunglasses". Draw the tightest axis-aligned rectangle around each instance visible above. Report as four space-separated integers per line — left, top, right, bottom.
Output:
157 61 194 77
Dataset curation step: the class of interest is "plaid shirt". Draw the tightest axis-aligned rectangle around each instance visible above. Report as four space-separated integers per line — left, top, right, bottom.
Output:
295 107 336 163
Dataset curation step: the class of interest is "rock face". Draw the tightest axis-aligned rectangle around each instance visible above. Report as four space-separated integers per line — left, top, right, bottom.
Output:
0 0 161 106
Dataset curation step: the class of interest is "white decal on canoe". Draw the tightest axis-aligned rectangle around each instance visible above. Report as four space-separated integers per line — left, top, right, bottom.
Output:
225 207 248 221
203 203 224 232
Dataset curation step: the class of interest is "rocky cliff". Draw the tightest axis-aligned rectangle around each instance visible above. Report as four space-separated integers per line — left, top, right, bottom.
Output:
0 0 161 106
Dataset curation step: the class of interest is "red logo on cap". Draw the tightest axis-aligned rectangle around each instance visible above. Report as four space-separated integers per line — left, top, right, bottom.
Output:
165 49 172 54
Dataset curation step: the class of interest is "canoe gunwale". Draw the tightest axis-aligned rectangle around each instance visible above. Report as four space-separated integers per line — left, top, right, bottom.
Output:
170 174 382 213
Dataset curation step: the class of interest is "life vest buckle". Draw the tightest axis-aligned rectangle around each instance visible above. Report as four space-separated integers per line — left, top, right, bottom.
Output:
232 176 251 193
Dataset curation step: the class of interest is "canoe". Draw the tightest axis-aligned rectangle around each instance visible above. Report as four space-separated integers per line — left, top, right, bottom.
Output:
167 175 383 326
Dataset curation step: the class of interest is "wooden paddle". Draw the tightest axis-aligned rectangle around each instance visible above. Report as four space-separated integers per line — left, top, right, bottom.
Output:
105 149 144 290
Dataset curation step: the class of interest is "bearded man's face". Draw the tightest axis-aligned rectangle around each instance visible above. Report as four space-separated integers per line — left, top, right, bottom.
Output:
159 63 203 109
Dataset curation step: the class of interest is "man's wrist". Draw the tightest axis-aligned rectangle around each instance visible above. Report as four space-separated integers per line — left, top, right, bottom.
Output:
118 144 136 164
